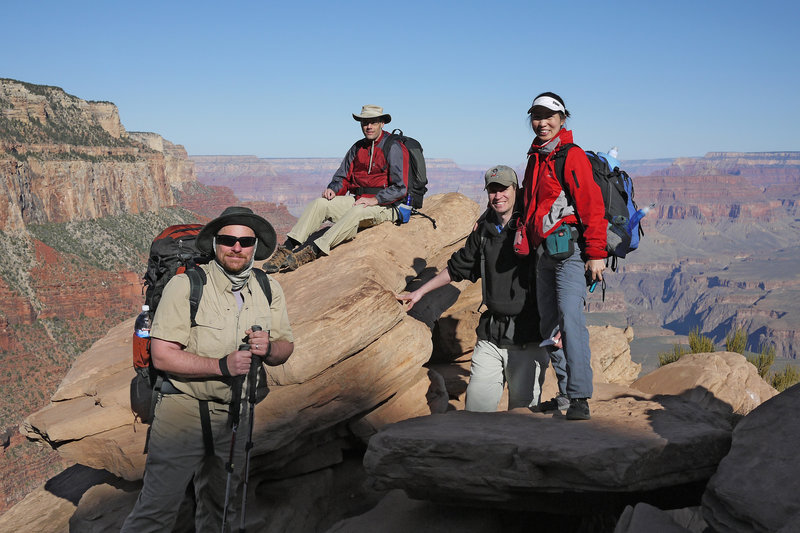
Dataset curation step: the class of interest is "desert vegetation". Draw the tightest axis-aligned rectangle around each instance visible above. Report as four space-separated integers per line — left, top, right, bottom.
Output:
658 325 799 391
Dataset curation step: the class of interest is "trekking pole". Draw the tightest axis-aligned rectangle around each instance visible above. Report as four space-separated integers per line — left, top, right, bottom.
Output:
238 325 264 533
221 338 251 533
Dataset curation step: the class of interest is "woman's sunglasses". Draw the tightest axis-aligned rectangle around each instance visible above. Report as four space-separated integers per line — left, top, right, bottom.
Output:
216 234 257 248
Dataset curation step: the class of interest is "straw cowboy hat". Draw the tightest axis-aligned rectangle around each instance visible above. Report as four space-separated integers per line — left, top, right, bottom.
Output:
197 206 277 261
352 104 391 124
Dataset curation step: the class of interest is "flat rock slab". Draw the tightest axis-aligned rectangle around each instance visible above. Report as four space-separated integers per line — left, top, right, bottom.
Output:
365 383 731 512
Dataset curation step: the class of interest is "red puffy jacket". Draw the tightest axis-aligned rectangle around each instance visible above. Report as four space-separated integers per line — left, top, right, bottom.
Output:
328 131 409 205
521 129 607 260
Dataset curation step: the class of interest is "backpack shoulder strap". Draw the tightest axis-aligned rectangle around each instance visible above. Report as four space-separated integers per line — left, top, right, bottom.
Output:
185 267 207 327
551 142 577 192
478 229 489 312
252 268 273 305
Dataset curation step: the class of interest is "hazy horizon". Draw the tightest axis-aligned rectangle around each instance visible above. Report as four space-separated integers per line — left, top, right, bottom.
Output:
5 1 799 165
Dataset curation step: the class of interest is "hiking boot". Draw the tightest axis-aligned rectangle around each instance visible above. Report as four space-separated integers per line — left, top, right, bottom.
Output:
533 394 569 413
283 245 319 271
566 398 591 420
264 245 293 273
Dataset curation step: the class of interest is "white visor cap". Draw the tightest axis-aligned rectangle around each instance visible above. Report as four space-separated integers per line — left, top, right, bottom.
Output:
528 96 566 115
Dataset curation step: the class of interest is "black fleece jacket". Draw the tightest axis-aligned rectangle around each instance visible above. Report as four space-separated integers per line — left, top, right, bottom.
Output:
446 209 541 346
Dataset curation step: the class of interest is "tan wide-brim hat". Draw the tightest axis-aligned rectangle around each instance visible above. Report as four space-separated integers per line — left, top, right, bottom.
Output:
352 104 391 124
197 206 277 261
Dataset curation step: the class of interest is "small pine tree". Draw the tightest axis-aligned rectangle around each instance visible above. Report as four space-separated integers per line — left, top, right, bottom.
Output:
688 327 715 353
725 326 748 354
747 344 776 378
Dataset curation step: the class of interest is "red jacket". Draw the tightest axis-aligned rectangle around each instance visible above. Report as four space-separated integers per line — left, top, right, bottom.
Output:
522 129 607 260
328 131 409 205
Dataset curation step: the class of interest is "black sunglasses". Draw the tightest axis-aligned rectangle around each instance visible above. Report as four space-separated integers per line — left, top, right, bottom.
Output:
216 234 257 248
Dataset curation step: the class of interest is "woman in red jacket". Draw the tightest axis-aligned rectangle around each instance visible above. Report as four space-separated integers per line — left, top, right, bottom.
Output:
522 92 607 420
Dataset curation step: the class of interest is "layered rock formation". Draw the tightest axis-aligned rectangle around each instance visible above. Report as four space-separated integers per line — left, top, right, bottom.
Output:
0 79 194 232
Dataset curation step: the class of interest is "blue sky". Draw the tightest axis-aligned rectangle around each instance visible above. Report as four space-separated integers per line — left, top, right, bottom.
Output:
5 0 799 166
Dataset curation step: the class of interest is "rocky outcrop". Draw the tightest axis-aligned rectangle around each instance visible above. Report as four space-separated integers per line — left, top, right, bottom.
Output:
702 382 800 532
0 79 196 232
631 351 778 422
21 193 477 482
127 131 195 189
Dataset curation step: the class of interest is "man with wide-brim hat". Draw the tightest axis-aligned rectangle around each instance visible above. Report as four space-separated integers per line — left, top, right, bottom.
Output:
352 104 391 123
122 206 294 532
264 104 410 272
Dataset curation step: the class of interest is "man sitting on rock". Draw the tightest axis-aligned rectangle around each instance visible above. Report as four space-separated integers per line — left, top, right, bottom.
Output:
265 104 409 272
396 166 549 411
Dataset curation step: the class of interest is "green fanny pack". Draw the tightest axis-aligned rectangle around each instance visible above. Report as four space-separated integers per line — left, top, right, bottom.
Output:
544 225 577 260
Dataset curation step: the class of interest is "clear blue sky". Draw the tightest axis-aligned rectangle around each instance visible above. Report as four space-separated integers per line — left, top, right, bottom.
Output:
5 0 799 166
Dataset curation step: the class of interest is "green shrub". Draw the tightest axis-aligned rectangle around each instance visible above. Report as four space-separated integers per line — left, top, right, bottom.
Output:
658 343 689 367
725 326 748 354
771 365 800 392
688 327 715 353
748 344 776 378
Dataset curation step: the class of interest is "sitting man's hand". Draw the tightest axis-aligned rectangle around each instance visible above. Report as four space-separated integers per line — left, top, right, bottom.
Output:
355 197 379 207
322 188 336 200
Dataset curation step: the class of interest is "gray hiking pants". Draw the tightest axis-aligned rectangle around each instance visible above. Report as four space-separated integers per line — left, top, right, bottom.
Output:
465 339 549 412
536 246 594 399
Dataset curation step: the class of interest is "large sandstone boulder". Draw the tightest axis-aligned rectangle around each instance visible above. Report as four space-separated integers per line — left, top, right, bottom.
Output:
631 351 778 421
21 193 478 481
702 382 800 532
364 382 732 512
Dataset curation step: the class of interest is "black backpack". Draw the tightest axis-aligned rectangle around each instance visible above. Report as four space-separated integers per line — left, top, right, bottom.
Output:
383 129 428 208
131 224 272 424
552 144 643 270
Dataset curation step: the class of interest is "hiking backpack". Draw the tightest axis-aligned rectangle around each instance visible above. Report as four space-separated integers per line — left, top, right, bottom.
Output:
553 144 643 269
383 129 428 209
130 224 272 423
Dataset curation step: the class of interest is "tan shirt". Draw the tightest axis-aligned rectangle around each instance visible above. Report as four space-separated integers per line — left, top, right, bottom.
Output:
152 263 293 402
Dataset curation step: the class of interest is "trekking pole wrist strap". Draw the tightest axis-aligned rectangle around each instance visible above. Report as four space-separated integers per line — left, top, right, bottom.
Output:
219 356 232 377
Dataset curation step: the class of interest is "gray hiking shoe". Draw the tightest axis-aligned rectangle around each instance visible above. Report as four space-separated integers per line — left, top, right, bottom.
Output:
264 245 293 273
533 394 569 413
283 245 319 271
566 398 591 420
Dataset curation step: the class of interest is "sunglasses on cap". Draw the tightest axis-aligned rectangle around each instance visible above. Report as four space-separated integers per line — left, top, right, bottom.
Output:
216 234 257 248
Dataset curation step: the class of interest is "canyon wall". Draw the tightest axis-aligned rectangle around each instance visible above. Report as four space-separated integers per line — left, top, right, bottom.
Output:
0 78 195 232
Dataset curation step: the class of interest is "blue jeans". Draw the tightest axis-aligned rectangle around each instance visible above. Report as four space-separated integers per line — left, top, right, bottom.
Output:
465 340 549 412
536 246 593 399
